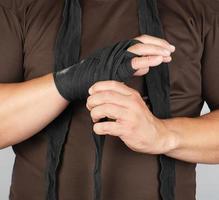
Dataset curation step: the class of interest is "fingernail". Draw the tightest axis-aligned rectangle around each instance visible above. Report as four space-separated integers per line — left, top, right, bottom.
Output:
170 45 176 52
166 56 172 62
88 87 93 95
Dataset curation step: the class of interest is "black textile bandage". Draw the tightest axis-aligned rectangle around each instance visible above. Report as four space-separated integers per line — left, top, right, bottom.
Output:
45 0 176 200
53 39 139 102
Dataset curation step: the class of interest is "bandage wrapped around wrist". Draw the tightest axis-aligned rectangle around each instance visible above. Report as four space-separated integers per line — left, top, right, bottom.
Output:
53 39 139 101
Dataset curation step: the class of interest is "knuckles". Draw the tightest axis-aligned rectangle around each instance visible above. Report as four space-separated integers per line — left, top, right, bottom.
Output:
109 80 121 87
90 108 97 119
135 34 170 48
133 42 144 51
90 104 114 120
130 91 141 101
135 34 147 41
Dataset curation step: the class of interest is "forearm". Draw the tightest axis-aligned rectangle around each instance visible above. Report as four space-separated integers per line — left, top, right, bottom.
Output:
163 110 219 164
0 73 68 149
0 36 174 149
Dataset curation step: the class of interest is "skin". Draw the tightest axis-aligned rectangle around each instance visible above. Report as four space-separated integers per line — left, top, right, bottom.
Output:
87 81 219 164
0 35 218 165
86 35 219 165
0 74 69 147
0 35 173 149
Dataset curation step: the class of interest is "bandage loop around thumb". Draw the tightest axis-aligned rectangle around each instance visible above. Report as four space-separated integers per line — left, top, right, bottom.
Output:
53 39 139 101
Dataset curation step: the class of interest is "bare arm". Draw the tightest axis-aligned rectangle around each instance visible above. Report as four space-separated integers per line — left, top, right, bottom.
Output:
87 81 219 164
164 110 219 164
0 73 69 149
0 35 174 149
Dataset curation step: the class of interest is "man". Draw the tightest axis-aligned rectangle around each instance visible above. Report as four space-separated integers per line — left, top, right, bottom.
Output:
0 0 219 200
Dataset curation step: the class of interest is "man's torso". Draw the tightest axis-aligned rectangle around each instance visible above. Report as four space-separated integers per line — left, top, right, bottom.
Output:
1 0 218 199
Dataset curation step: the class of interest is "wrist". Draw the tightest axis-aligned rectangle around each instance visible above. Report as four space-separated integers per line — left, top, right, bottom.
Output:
160 118 180 154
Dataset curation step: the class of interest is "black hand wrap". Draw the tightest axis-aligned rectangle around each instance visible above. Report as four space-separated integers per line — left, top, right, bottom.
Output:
53 39 139 102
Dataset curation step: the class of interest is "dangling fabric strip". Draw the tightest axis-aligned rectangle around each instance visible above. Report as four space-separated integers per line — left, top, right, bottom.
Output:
92 124 105 200
45 0 175 199
45 0 81 199
138 0 175 199
45 0 139 199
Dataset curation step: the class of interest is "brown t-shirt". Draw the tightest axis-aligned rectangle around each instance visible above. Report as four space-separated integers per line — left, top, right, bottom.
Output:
0 0 219 199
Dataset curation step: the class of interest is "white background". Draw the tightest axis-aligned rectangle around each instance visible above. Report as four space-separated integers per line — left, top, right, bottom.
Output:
0 103 219 200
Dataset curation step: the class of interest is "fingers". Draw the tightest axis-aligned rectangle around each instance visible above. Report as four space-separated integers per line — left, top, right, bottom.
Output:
127 36 175 74
87 89 134 110
131 55 163 70
131 55 172 75
163 56 172 63
133 68 150 76
93 121 123 136
134 34 175 52
89 81 136 96
90 103 128 123
127 43 173 57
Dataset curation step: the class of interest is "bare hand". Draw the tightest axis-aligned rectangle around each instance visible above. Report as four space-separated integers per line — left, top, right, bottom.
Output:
86 81 176 154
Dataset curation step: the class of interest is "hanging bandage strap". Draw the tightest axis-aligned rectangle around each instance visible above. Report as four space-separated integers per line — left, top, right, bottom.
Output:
45 0 82 199
138 0 175 199
45 0 139 199
45 0 175 200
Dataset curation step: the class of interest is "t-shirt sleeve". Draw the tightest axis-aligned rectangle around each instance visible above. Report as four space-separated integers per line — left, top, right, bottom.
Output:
202 14 219 111
0 4 24 83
